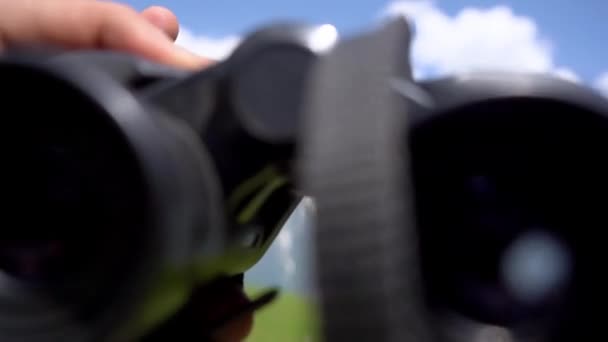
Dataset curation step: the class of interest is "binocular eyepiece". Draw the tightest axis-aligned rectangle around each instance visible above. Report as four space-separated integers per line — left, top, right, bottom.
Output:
1 17 607 342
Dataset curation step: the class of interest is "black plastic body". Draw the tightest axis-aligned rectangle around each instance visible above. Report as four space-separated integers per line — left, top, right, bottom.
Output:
409 74 608 341
0 22 329 342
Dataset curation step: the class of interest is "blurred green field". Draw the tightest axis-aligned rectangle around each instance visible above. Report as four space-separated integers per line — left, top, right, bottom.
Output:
245 287 321 342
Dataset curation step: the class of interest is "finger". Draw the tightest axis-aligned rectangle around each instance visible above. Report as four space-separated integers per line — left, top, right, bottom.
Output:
141 6 180 41
0 0 210 69
213 315 254 342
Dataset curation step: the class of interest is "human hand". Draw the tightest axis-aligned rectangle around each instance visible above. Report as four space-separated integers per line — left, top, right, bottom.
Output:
0 0 212 69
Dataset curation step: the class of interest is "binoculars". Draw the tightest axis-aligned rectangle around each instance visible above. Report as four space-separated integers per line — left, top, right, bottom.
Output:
1 17 607 342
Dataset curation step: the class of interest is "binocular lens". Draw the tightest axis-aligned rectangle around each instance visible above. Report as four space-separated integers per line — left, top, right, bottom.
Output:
2 62 150 319
0 241 71 284
412 98 608 334
3 139 115 287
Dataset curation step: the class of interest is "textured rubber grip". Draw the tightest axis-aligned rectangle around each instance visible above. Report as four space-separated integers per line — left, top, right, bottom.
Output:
298 18 433 342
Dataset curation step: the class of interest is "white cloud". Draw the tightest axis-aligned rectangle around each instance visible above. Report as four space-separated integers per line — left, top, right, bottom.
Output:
277 229 296 277
380 0 579 81
552 67 580 83
277 229 293 250
595 72 608 98
175 27 241 61
174 3 594 86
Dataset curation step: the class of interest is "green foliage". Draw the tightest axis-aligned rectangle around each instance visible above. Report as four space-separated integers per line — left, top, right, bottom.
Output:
245 287 321 342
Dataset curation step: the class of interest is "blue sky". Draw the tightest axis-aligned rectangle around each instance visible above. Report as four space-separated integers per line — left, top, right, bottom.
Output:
125 0 607 92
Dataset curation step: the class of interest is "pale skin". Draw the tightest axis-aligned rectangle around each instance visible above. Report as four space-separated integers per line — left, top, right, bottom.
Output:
0 0 252 341
0 0 211 68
